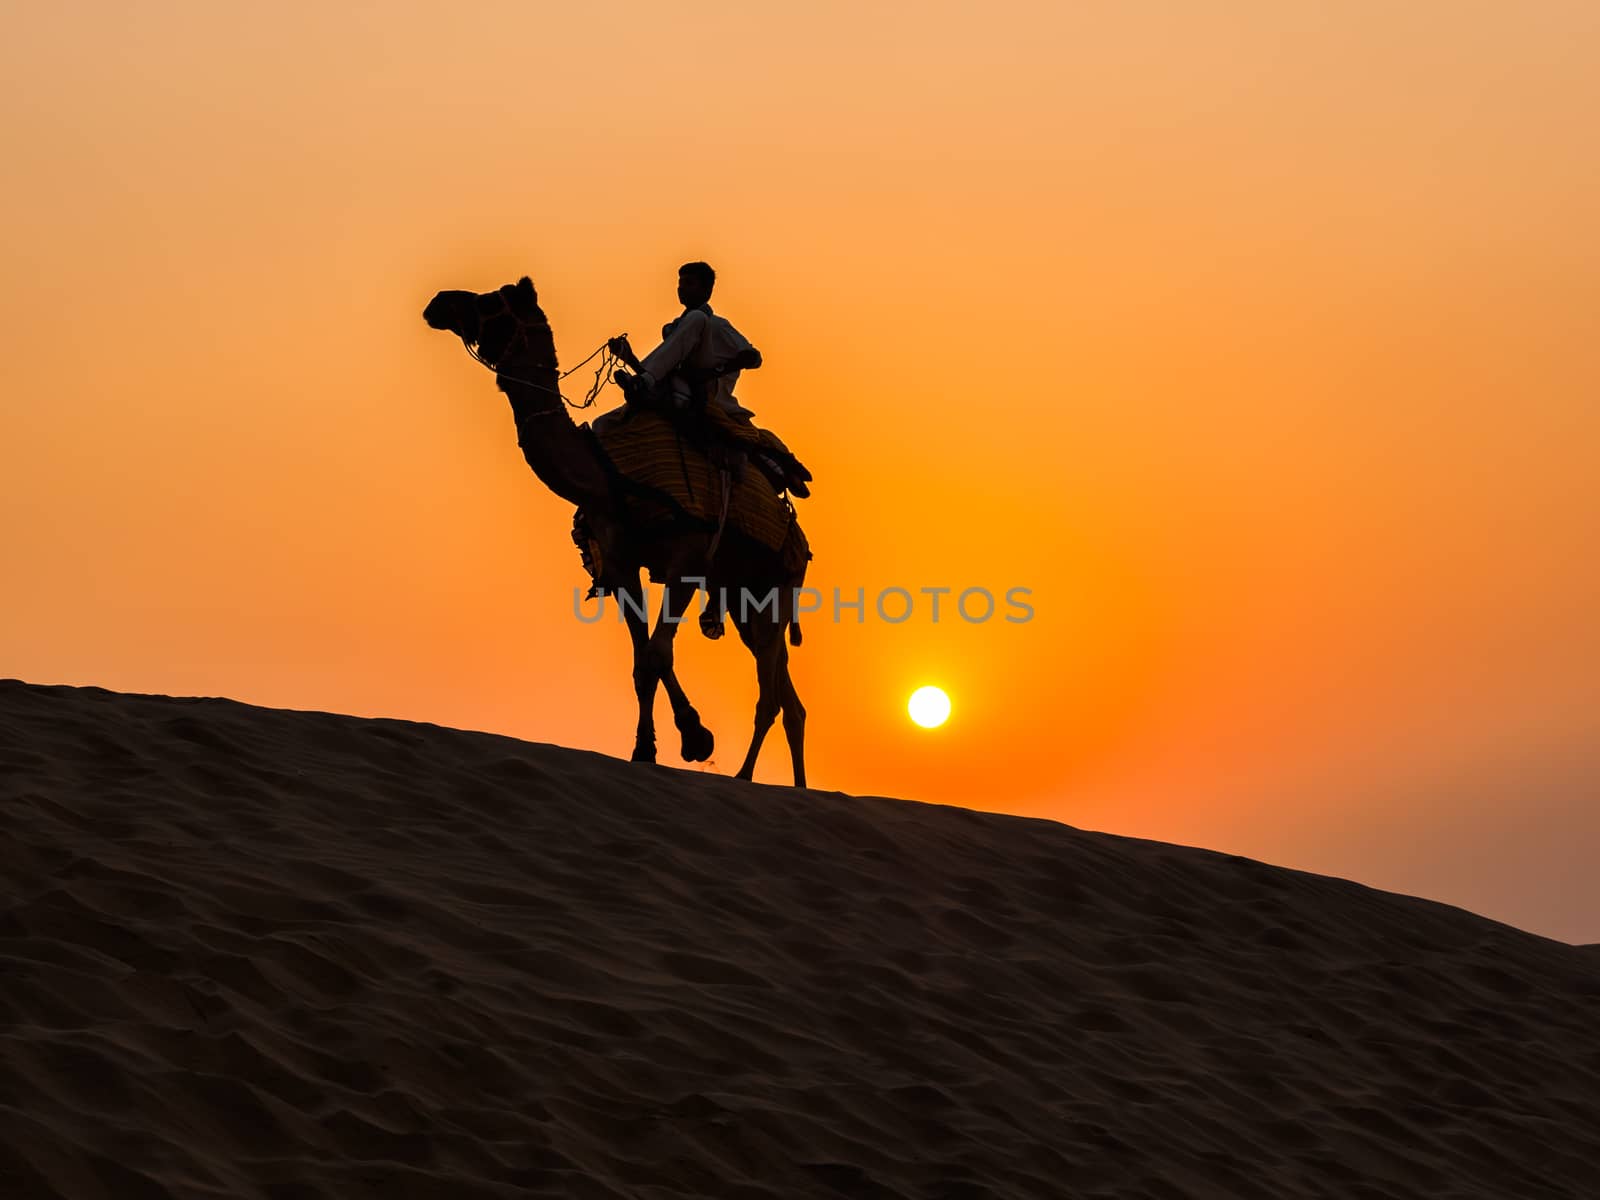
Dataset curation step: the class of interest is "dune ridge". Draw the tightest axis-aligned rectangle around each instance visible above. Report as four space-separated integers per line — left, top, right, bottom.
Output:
1 678 1597 1199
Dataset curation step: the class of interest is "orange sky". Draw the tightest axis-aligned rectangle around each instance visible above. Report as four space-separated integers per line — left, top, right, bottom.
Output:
3 2 1597 941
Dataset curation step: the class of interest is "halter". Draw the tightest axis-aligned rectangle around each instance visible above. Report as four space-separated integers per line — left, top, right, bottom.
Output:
461 291 616 411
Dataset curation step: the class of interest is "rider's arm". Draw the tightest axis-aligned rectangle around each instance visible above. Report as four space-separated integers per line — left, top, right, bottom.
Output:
714 316 760 371
607 336 642 371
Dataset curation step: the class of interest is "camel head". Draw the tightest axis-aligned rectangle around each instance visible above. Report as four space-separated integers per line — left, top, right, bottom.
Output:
423 276 545 369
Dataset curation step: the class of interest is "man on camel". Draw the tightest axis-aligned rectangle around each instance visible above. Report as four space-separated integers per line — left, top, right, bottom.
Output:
604 261 811 499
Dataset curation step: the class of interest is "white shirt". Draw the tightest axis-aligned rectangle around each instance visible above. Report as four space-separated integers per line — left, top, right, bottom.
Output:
637 304 756 420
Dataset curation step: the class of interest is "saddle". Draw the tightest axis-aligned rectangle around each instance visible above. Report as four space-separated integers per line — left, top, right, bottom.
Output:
617 369 812 499
588 403 795 554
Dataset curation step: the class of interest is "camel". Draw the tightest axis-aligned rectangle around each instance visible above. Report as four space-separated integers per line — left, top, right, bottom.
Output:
423 277 808 786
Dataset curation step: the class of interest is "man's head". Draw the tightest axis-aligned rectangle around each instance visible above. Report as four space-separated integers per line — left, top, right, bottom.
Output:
677 261 716 308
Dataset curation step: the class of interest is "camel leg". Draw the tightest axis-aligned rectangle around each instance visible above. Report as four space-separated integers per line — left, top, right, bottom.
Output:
735 624 785 781
651 581 714 763
617 577 659 764
778 654 806 788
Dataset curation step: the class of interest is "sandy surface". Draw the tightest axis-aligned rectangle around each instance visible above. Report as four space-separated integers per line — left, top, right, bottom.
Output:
2 678 1597 1198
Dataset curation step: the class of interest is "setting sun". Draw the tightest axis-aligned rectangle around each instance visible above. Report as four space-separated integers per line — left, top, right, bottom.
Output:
908 686 951 730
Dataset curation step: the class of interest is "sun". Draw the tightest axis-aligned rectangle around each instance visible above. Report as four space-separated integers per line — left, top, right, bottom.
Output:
908 685 951 729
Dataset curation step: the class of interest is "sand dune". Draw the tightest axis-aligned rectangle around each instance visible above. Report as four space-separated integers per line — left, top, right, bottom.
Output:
1 679 1597 1199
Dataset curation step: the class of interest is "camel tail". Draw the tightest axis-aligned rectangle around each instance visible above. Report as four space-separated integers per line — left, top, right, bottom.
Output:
789 618 802 646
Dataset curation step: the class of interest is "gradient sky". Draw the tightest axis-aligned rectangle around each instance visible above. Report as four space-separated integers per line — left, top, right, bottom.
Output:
3 2 1596 941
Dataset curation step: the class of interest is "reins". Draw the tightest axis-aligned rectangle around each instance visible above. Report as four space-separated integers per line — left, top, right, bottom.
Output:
461 315 621 412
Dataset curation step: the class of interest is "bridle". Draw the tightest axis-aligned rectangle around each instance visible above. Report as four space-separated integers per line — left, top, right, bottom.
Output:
460 291 615 411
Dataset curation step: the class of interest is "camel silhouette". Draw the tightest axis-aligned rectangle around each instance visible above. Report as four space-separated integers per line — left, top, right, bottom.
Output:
424 277 809 786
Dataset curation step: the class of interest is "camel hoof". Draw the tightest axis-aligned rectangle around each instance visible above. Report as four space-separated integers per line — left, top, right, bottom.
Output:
679 722 715 763
630 744 656 764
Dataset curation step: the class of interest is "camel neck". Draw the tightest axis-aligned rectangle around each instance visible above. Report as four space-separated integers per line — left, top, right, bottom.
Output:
496 351 612 511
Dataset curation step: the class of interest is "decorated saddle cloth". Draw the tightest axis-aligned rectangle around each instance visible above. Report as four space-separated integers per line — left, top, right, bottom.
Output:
589 408 794 551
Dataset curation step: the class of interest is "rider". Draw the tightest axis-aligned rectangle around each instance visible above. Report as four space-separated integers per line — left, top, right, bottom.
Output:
607 262 810 498
610 261 759 419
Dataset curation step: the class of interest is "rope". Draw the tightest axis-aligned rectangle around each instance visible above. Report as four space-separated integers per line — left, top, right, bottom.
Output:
558 341 608 380
462 338 620 412
675 425 696 503
707 466 732 560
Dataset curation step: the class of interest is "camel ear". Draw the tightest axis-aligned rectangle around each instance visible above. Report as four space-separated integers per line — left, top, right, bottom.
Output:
502 276 537 319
